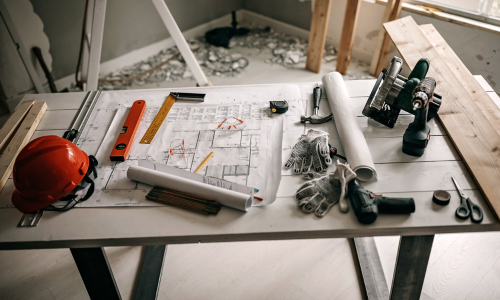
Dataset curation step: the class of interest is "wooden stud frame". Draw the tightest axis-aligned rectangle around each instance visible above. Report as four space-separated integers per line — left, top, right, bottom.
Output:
336 0 362 75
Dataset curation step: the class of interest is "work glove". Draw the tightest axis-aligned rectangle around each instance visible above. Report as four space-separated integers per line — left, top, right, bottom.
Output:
284 129 332 174
296 161 356 217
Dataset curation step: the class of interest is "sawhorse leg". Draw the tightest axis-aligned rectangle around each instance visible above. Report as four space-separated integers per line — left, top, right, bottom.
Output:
353 235 434 300
71 245 167 300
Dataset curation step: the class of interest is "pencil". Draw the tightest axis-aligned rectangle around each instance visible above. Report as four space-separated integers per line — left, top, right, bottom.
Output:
194 152 214 173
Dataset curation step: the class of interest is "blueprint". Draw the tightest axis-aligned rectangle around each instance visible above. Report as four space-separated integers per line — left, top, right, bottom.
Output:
57 85 307 208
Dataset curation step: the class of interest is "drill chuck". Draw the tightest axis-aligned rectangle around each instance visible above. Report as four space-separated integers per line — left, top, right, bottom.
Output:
413 78 436 107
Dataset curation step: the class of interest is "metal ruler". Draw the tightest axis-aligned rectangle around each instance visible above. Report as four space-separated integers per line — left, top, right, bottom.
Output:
140 93 176 144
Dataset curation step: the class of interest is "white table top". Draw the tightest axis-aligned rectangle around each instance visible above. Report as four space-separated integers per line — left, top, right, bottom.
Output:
1 77 499 250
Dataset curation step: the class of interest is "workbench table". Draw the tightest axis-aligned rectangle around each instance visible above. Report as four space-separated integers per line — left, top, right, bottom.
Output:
0 78 499 300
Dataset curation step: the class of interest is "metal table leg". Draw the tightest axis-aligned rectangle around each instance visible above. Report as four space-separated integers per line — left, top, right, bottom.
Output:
390 235 434 300
70 247 121 300
71 246 167 300
352 235 434 300
134 245 167 300
352 237 390 300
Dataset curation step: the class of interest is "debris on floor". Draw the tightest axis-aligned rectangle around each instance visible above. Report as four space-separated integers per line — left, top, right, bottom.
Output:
96 23 373 90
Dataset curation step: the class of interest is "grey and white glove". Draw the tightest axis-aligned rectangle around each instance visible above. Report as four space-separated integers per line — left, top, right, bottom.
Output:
296 161 356 217
284 129 332 174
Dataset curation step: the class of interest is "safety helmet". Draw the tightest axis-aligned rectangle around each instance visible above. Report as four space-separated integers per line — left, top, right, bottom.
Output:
12 135 97 213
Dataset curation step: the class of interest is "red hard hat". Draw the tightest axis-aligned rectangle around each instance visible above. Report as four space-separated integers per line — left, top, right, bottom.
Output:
12 135 90 213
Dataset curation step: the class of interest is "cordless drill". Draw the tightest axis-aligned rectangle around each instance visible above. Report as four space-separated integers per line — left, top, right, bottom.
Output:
348 179 415 224
402 77 439 157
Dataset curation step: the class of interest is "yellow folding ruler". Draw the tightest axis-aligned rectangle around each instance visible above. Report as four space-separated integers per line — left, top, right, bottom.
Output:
140 92 206 144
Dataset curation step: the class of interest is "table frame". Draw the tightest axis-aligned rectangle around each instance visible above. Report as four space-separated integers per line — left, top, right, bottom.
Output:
1 79 499 300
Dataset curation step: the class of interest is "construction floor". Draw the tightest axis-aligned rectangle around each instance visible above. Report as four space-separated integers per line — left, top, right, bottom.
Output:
2 29 500 300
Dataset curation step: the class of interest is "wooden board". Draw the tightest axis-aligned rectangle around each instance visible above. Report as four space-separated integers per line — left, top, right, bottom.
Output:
0 102 47 191
384 16 500 219
336 0 362 74
420 24 500 135
0 100 35 152
305 0 333 73
369 0 403 76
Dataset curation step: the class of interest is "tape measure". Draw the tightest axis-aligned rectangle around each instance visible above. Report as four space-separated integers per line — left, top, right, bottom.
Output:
140 94 176 144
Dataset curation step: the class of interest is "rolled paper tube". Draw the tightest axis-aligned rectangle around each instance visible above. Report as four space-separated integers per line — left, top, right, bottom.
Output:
127 165 252 211
322 72 377 181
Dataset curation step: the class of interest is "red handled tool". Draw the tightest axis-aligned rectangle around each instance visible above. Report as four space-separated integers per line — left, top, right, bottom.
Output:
110 100 146 161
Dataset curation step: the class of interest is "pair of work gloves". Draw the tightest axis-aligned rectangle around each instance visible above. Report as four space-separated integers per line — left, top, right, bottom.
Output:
284 129 356 217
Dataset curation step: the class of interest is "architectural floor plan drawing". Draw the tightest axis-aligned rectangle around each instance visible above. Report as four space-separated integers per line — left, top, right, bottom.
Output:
62 85 306 208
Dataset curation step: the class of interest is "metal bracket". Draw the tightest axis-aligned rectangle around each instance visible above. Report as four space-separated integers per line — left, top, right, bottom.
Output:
18 210 44 227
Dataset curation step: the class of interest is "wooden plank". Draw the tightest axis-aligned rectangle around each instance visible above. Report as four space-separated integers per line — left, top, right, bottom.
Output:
305 0 333 73
336 0 362 75
0 100 35 152
384 16 500 219
37 110 78 131
419 24 500 136
369 0 403 75
279 160 477 198
0 102 47 191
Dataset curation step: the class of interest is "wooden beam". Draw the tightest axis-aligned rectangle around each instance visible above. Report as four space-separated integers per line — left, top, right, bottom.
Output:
0 100 35 153
306 0 333 73
336 0 362 75
420 24 500 135
369 0 403 75
384 16 500 219
0 102 47 191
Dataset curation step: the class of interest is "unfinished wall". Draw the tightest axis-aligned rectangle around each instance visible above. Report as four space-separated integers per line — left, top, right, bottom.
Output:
243 0 312 30
243 0 500 93
30 0 244 81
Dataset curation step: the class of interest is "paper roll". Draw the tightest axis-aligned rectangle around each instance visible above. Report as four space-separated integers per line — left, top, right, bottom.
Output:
322 72 377 181
127 165 252 211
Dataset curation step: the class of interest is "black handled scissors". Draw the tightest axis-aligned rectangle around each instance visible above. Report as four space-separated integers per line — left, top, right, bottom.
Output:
452 176 483 223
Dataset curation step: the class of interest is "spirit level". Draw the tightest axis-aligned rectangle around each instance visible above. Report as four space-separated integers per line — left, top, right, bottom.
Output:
110 100 146 161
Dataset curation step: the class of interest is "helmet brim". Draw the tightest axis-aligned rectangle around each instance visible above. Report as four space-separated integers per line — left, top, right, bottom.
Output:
11 189 53 213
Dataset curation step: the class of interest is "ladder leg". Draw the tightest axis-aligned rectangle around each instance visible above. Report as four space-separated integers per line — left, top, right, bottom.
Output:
151 0 210 87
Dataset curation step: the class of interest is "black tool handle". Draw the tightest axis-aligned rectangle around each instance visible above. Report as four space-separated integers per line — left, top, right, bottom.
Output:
313 87 322 110
467 198 483 223
376 197 415 214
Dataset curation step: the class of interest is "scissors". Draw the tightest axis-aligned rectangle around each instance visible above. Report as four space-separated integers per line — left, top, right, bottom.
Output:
452 176 483 223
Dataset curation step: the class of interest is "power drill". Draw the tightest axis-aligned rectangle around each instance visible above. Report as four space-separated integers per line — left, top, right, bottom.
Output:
402 77 437 157
348 179 415 224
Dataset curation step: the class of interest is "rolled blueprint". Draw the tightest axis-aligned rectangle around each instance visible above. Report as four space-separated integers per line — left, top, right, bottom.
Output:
322 72 377 181
127 165 252 211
